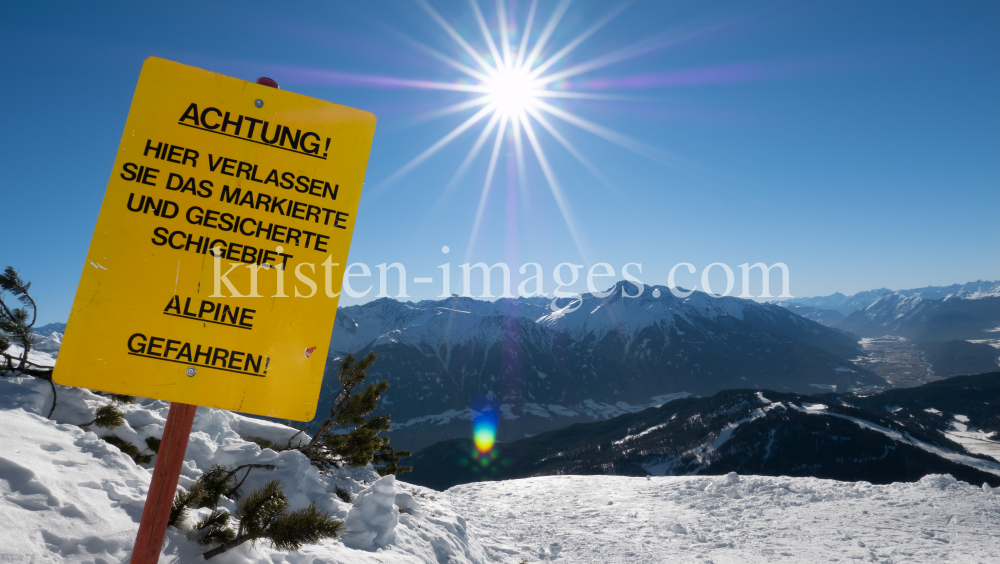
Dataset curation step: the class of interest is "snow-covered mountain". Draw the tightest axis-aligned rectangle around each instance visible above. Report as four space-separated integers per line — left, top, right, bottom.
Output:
408 372 1000 491
837 291 1000 341
770 303 847 326
321 281 883 451
779 280 1000 318
31 322 67 337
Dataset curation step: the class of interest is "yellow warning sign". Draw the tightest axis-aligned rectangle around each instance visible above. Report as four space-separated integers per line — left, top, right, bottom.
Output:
54 57 376 420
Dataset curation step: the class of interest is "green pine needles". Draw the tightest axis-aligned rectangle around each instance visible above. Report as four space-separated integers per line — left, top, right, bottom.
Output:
294 352 412 476
101 436 153 465
0 266 59 417
0 266 38 374
86 404 126 429
174 477 344 559
169 463 278 527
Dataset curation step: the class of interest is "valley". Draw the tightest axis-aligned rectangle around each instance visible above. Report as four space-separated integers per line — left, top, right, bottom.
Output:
852 336 939 388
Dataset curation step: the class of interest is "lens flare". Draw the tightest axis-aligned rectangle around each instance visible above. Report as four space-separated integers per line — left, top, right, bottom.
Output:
471 393 500 454
473 421 497 453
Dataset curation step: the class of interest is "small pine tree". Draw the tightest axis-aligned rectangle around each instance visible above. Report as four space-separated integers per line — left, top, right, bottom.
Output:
0 266 38 374
0 266 58 417
201 480 343 559
295 352 411 474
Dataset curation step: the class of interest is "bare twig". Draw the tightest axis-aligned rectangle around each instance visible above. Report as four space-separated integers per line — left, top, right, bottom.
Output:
299 384 348 454
0 355 54 379
47 377 57 418
224 463 277 499
285 428 306 450
0 352 52 371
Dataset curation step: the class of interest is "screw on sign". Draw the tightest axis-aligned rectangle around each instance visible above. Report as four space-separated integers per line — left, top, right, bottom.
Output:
50 59 376 563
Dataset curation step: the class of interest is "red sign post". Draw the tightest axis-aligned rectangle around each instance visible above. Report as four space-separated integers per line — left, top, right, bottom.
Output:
130 402 197 564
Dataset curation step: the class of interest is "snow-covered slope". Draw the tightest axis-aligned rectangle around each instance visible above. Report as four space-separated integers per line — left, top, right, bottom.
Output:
0 374 491 563
450 473 1000 563
3 379 1000 563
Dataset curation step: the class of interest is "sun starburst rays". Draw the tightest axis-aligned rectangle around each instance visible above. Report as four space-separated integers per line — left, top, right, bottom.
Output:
373 0 677 262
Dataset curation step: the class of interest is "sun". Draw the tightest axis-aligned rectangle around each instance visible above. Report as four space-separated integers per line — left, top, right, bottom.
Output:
485 66 538 115
374 0 681 263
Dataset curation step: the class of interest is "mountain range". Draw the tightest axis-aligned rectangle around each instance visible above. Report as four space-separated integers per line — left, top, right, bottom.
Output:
320 281 884 451
38 277 998 452
778 280 1000 316
776 281 1000 379
406 371 1000 491
837 291 1000 341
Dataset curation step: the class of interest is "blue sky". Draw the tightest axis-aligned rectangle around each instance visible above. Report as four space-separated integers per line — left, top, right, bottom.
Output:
2 0 998 324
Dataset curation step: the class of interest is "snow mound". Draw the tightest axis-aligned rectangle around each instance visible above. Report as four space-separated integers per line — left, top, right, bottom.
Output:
342 475 399 550
0 376 490 563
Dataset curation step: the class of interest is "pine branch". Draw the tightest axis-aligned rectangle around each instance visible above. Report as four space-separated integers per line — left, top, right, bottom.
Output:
267 502 343 551
202 482 342 559
0 267 38 372
81 404 125 429
0 295 16 324
170 491 192 526
101 436 153 464
194 509 236 546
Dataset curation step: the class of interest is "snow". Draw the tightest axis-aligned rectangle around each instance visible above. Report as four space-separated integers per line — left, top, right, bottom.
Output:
341 475 399 549
613 422 670 445
0 408 148 562
945 416 1000 465
0 376 490 563
3 375 1000 562
4 333 1000 562
450 473 1000 563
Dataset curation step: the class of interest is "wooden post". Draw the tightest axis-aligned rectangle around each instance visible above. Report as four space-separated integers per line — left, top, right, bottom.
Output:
130 402 198 564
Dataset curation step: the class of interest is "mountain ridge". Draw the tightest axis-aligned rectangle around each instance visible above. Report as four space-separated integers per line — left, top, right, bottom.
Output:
406 371 1000 491
319 280 884 451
